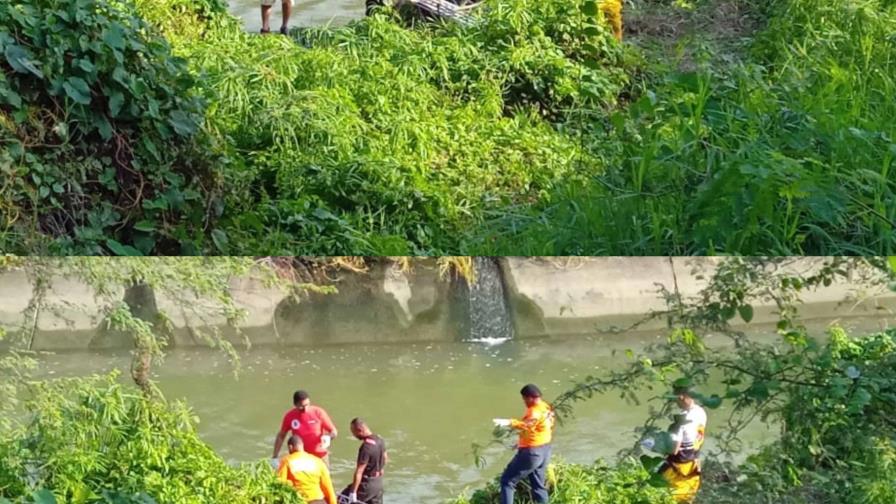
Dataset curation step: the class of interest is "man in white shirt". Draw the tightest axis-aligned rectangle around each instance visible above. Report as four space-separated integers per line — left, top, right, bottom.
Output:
670 387 707 461
659 383 707 503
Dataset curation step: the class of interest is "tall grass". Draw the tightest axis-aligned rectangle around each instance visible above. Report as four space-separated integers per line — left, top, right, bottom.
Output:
6 0 892 254
471 0 896 254
134 0 630 254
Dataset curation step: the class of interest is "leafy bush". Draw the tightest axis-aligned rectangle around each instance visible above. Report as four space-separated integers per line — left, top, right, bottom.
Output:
136 0 632 254
0 373 301 503
470 0 896 255
451 459 674 504
0 0 223 254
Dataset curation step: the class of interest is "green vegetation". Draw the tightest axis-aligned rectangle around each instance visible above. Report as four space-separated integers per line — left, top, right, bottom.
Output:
1 257 896 502
0 0 223 254
3 0 626 254
0 257 317 503
453 459 675 504
474 0 896 254
0 374 301 504
459 257 896 503
3 0 892 254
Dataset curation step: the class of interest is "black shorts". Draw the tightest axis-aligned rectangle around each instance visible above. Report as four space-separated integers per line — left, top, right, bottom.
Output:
340 477 383 504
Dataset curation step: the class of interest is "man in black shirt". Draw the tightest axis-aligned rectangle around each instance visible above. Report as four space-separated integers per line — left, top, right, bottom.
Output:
339 418 388 504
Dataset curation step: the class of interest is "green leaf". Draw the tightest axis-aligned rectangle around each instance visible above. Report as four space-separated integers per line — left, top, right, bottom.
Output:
95 115 113 140
76 59 95 73
673 377 691 389
39 186 50 198
108 91 124 117
738 304 754 323
581 1 598 16
639 455 664 472
168 110 197 136
4 44 44 78
1 88 22 108
582 43 601 57
211 229 229 252
30 489 57 504
133 220 156 232
888 256 896 274
142 136 161 162
106 239 143 256
103 23 125 50
133 234 157 255
583 26 602 37
63 77 92 105
701 394 723 409
647 471 668 488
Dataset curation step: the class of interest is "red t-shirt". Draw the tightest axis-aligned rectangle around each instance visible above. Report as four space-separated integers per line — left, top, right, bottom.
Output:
280 406 336 458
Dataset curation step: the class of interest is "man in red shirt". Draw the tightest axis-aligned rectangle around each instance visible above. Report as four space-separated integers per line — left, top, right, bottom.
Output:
272 390 338 466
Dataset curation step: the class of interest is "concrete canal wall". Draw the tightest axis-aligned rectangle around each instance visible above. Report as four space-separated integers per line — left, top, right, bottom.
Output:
1 258 894 350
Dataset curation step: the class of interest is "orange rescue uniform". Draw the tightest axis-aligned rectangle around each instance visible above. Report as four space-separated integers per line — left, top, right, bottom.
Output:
510 399 554 448
277 451 338 504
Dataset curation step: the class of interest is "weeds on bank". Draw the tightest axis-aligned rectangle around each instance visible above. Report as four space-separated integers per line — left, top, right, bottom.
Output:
2 0 893 254
469 0 896 255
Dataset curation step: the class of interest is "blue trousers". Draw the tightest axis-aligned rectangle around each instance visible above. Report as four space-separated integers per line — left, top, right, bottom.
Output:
500 444 551 504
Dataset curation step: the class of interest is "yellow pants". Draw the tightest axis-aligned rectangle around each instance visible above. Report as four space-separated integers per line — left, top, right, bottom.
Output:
661 461 701 503
599 0 623 41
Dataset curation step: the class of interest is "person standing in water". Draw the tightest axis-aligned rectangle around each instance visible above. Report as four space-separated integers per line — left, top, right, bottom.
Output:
260 0 292 35
339 418 388 504
659 383 707 503
277 435 338 504
272 390 338 467
492 384 555 504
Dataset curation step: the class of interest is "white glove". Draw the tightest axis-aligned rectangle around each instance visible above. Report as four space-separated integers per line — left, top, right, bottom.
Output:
349 492 358 503
320 434 332 449
492 418 512 427
269 457 280 470
639 437 655 451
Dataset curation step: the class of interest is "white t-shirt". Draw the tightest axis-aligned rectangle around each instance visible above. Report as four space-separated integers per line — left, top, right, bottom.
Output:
670 404 707 451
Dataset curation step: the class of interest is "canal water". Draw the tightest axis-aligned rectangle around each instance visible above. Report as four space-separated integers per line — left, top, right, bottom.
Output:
29 316 888 502
225 0 365 33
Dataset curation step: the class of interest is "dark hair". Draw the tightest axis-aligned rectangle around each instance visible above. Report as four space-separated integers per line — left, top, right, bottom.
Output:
351 417 367 429
287 435 303 448
293 390 310 405
673 384 692 396
520 384 542 398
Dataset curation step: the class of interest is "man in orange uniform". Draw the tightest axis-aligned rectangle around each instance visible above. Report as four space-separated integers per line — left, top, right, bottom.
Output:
492 384 554 504
273 390 338 466
277 435 338 504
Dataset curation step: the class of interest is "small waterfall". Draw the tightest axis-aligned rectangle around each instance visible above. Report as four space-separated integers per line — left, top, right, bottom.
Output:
464 257 514 342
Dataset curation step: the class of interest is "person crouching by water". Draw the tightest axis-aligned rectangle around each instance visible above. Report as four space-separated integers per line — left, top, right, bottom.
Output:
659 383 707 503
273 390 339 467
277 435 338 504
492 384 555 504
338 418 388 504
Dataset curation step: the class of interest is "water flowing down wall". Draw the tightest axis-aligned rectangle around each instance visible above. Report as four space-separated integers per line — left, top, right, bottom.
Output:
4 258 896 350
455 257 515 342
